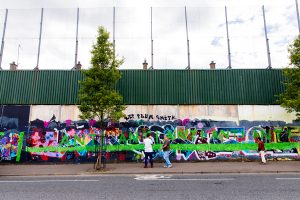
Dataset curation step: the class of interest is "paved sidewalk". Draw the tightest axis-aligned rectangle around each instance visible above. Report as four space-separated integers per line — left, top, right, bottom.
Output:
0 161 300 176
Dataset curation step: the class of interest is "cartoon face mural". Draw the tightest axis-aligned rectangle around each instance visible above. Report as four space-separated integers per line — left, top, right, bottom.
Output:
0 132 20 161
28 126 102 161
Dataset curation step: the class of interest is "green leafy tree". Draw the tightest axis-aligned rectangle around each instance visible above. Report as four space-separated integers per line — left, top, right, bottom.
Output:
78 26 126 124
278 35 300 119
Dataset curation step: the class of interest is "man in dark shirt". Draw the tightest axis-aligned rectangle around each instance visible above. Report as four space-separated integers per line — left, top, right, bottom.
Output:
280 127 289 142
257 137 266 164
162 134 172 168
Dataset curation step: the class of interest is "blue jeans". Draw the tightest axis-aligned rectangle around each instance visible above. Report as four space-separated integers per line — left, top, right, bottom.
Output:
163 151 171 166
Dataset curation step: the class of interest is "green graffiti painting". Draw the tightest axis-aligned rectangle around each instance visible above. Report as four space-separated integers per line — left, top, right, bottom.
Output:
25 142 300 153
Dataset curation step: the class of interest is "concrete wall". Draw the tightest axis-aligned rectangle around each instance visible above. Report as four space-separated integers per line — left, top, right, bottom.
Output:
29 105 297 123
30 105 81 122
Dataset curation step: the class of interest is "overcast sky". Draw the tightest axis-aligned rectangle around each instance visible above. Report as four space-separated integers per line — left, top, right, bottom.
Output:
0 0 299 70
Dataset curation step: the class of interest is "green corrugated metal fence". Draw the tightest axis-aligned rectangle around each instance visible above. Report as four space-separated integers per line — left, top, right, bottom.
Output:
0 69 284 105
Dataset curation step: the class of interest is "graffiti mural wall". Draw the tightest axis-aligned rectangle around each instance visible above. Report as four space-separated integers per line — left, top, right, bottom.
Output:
0 105 300 163
1 117 300 163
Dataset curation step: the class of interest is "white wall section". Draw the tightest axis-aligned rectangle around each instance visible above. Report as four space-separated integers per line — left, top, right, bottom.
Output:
30 105 297 123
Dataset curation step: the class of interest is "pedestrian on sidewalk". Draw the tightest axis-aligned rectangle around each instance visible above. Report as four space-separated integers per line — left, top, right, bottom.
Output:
162 134 172 168
143 133 154 168
257 137 266 164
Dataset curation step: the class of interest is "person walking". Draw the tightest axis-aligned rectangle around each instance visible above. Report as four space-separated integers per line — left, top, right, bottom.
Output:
257 137 266 164
143 133 154 168
162 134 172 168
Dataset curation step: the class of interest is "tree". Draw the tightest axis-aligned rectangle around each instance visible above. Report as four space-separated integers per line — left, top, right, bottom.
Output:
78 26 126 169
79 26 126 123
278 35 300 120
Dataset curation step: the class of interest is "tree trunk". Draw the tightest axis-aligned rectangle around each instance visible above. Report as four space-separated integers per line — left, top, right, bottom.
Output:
95 134 103 170
95 122 104 170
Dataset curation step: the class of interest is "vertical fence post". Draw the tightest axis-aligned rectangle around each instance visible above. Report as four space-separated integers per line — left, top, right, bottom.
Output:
185 6 190 69
113 6 116 62
150 7 154 69
262 5 272 69
74 8 79 68
35 8 44 70
0 9 8 70
225 6 232 69
296 0 300 34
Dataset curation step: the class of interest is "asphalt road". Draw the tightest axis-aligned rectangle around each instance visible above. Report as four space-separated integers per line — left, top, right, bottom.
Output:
0 174 300 200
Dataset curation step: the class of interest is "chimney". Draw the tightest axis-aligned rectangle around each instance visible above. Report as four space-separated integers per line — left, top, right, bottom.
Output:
75 61 82 70
142 59 148 70
10 61 17 70
209 61 216 69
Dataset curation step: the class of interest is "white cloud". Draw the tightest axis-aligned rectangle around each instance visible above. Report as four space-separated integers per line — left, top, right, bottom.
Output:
0 0 299 69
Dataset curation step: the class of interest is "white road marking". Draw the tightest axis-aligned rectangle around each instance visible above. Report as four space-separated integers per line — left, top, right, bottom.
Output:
276 178 300 180
0 180 99 183
135 178 235 181
135 175 171 180
134 175 234 181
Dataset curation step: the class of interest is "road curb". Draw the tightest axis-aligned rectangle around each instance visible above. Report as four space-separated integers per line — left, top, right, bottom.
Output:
1 171 300 177
85 171 300 175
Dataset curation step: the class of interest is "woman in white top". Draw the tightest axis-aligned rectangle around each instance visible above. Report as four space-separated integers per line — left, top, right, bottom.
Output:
143 133 154 168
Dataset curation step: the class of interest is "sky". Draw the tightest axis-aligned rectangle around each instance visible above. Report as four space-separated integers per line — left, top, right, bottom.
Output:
0 0 299 70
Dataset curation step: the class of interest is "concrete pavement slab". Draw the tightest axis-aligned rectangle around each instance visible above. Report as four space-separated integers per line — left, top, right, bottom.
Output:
0 161 300 176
